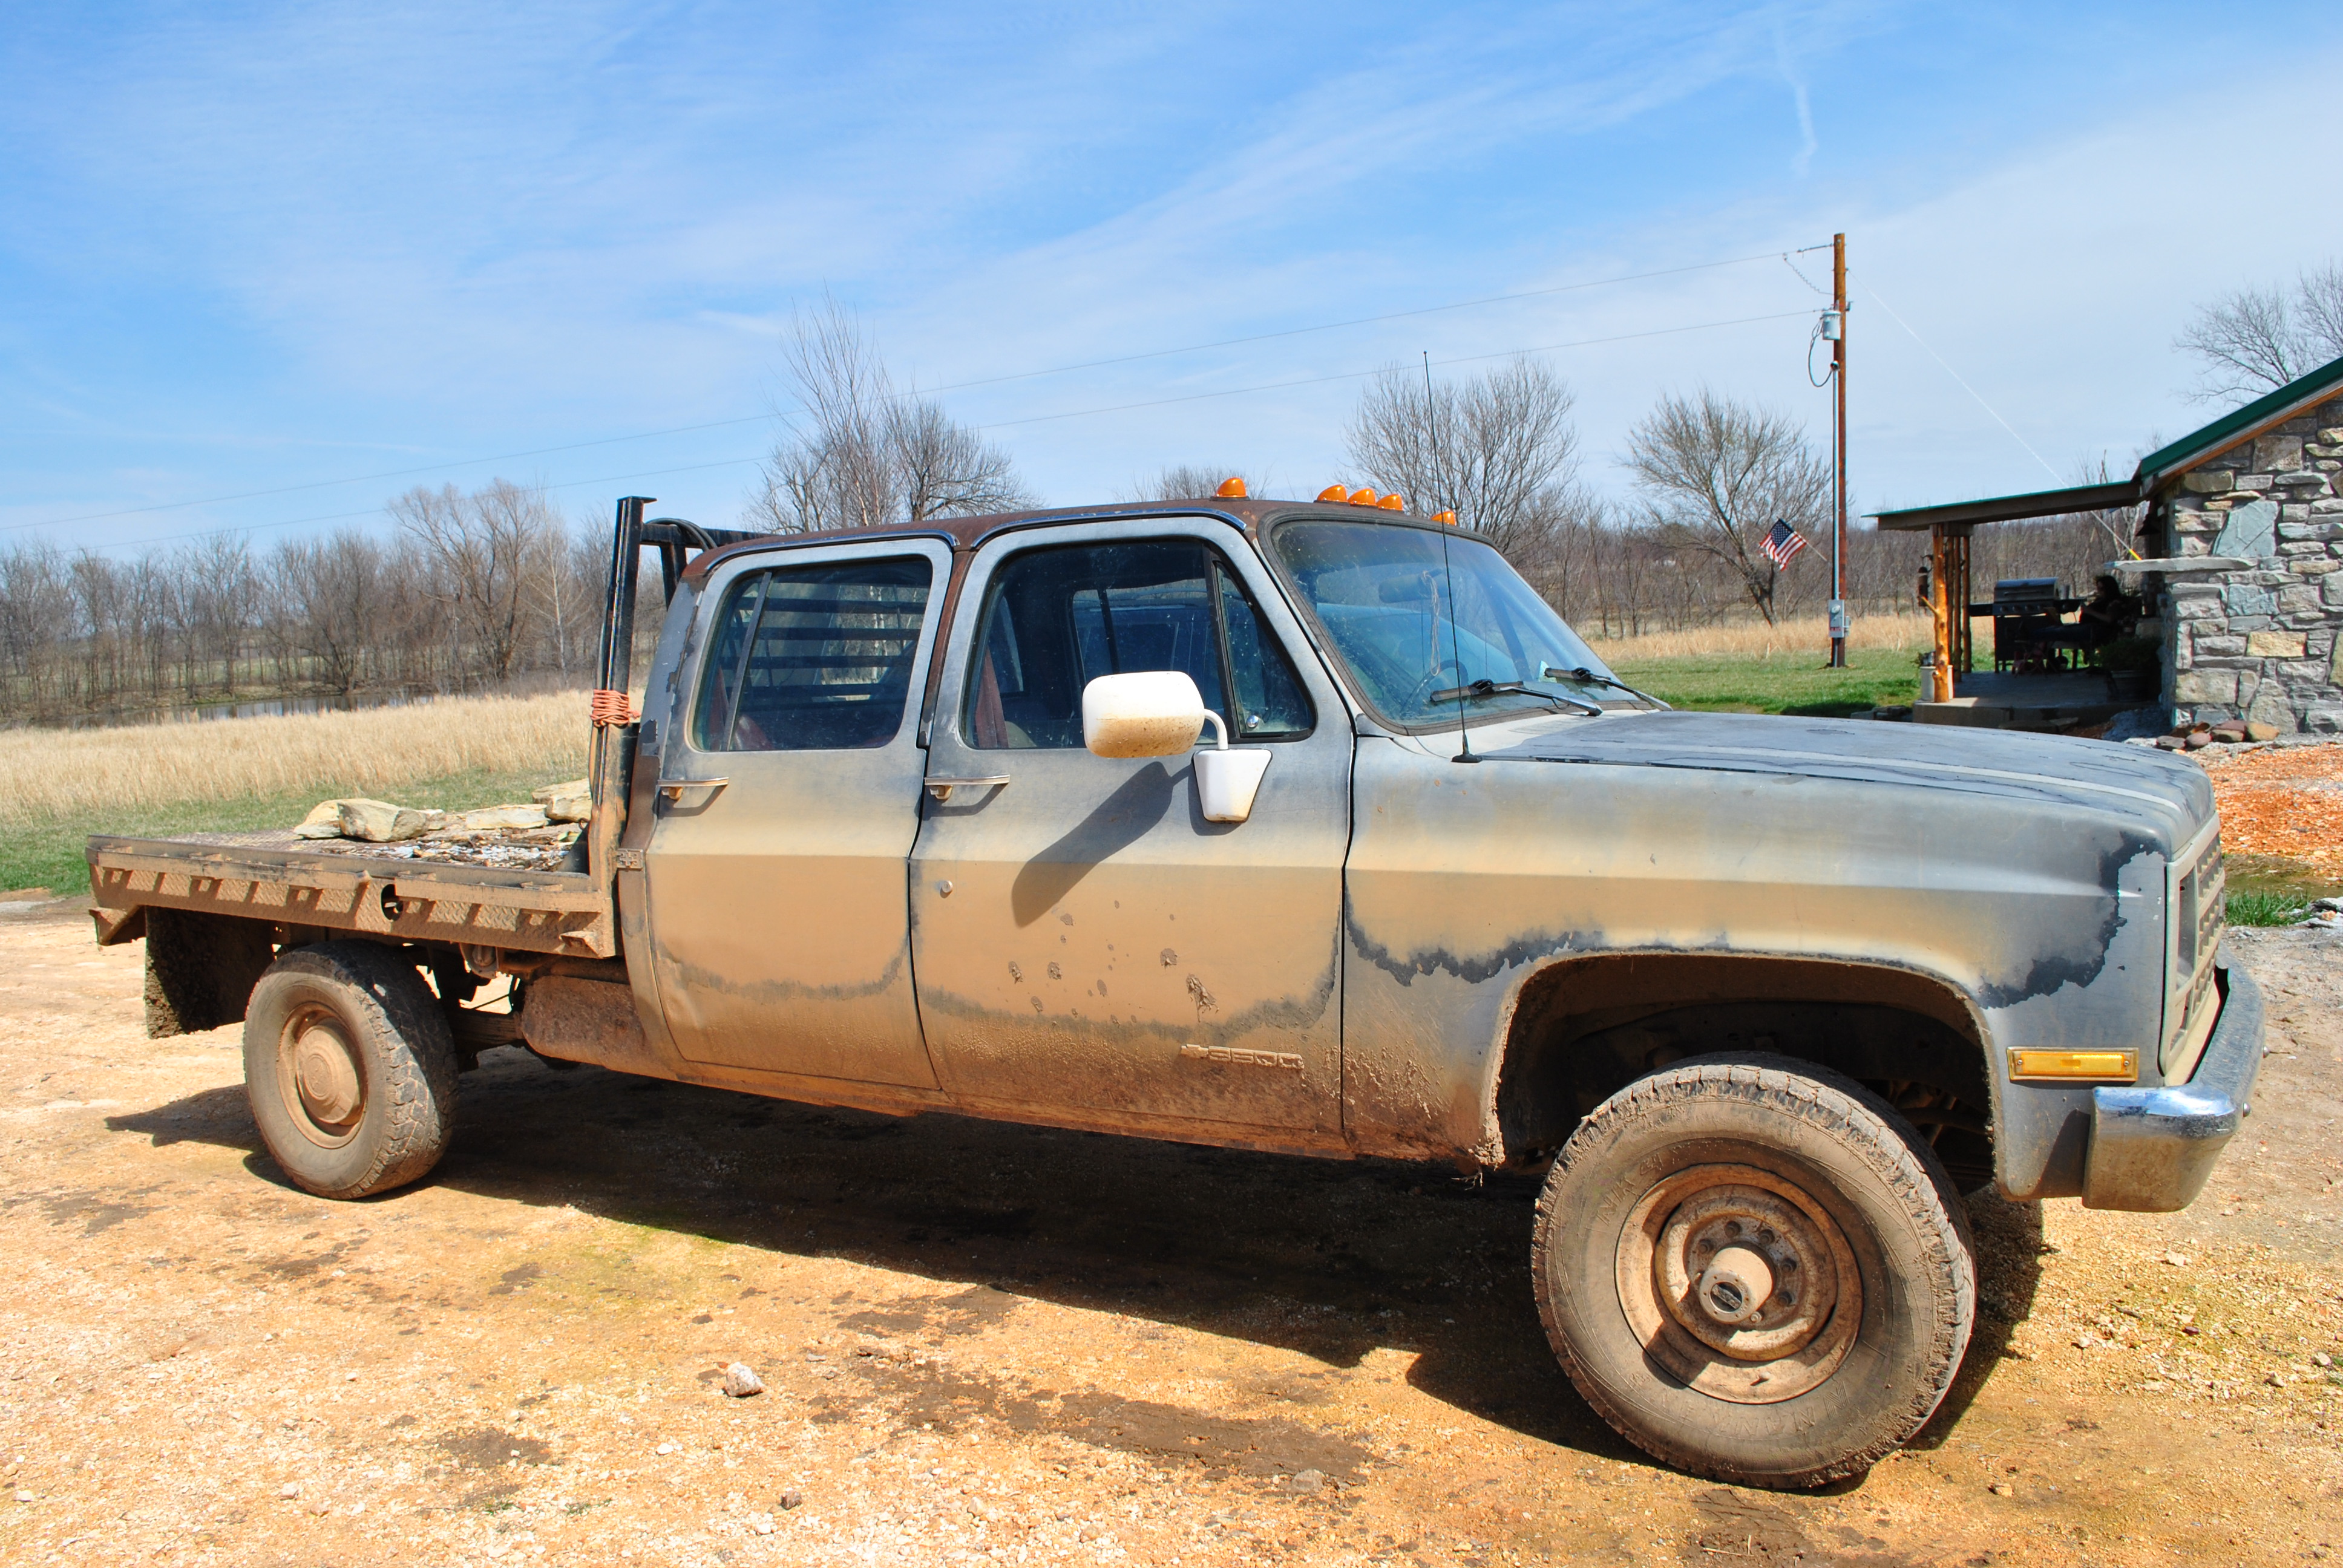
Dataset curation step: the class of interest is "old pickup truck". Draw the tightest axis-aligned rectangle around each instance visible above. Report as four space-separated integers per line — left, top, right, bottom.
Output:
88 492 2260 1488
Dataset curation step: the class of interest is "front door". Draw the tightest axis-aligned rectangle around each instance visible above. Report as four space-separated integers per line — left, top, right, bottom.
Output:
644 537 950 1088
909 519 1352 1138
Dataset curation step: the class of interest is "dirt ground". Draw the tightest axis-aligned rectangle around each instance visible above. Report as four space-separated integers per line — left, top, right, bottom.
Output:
2 909 2338 1568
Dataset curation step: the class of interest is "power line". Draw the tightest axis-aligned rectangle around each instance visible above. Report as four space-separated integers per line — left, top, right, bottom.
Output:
974 309 1815 430
1861 283 2061 484
80 307 1815 555
19 244 1830 535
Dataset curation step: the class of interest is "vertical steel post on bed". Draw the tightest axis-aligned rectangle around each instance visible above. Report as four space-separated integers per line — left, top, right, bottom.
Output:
589 497 653 887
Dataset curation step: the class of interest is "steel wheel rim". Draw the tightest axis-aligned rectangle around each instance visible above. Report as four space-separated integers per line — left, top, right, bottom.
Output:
276 1003 365 1149
1614 1161 1863 1405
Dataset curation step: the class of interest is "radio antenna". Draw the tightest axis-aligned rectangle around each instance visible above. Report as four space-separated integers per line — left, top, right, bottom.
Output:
1429 350 1476 765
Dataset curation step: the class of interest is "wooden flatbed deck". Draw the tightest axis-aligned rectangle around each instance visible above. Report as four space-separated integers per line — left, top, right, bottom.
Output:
88 830 615 959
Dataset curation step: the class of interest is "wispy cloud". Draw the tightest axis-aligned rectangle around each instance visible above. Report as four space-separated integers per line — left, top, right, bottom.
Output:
1775 21 1819 178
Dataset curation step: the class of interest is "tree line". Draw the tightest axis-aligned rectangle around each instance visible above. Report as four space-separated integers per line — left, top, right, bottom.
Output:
26 270 2279 725
0 480 623 724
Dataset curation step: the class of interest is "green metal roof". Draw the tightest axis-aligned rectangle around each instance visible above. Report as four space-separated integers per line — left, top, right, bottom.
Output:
1873 479 2139 532
2132 350 2343 488
1873 349 2343 531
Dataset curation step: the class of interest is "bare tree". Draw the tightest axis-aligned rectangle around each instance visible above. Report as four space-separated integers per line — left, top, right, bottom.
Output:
394 479 558 685
1344 358 1585 560
1124 464 1263 501
2176 263 2343 402
749 301 1030 532
272 530 392 694
1622 390 1830 625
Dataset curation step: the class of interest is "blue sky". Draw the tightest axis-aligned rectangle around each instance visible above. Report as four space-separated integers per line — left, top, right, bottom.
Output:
7 1 2343 557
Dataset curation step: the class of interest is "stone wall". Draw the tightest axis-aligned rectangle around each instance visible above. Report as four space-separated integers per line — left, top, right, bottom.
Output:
2160 389 2343 734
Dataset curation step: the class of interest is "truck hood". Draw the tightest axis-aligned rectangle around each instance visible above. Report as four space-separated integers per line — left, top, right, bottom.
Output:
1474 711 2212 851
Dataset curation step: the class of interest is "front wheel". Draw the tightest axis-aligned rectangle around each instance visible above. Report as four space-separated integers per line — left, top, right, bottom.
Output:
243 942 458 1199
1531 1055 1974 1488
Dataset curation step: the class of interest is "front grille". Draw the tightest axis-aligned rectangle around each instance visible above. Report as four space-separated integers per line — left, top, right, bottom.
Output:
2163 828 2225 1080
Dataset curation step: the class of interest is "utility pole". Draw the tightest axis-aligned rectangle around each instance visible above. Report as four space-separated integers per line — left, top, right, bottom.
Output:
1828 232 1849 668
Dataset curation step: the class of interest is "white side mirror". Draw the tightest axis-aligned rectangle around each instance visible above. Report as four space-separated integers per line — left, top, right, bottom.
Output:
1081 671 1274 822
1194 745 1272 823
1083 671 1207 758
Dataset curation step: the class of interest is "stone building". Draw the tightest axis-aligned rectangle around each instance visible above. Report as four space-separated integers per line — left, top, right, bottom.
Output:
1876 353 2343 734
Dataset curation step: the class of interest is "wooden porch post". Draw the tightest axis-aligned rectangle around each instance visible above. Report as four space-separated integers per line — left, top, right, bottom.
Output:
1928 525 1955 703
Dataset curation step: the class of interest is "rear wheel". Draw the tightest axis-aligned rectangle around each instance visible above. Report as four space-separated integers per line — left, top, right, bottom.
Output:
1531 1054 1974 1488
243 942 457 1199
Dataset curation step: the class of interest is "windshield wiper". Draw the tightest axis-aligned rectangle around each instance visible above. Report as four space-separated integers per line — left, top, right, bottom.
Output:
1427 678 1605 717
1539 663 1671 710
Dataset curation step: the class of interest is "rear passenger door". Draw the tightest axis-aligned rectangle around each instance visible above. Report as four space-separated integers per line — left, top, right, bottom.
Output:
643 538 950 1089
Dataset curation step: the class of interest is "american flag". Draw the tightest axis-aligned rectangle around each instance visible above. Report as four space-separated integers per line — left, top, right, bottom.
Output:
1760 518 1808 569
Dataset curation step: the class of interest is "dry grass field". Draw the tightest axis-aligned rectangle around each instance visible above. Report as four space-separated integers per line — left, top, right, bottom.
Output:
0 690 593 895
1581 610 1929 664
0 690 588 828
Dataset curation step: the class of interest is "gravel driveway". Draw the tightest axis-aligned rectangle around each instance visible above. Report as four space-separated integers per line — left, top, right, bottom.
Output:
1 909 2336 1566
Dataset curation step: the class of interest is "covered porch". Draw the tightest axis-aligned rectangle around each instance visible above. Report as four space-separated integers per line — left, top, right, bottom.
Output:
1875 480 2197 731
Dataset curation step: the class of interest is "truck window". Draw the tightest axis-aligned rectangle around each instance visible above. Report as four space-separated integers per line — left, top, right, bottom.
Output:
965 540 1312 750
693 556 932 751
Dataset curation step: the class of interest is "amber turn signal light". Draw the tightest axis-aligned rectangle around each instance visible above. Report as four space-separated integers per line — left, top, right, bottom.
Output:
1317 483 1351 503
1216 477 1247 498
2007 1049 2137 1082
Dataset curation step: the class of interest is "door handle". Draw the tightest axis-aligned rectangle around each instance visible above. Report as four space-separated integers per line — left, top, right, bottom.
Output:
657 777 729 802
923 775 1010 804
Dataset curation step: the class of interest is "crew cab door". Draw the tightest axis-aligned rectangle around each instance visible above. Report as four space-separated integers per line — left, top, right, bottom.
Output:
909 518 1352 1138
642 537 951 1088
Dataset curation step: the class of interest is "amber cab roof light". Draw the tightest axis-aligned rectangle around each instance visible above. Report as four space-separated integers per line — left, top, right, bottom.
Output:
1311 483 1415 513
1215 476 1248 498
1433 509 1458 526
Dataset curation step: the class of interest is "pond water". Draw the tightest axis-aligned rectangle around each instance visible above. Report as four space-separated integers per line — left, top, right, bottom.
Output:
51 687 442 730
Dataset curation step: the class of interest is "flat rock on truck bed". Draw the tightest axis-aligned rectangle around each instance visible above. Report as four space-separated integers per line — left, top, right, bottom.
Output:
80 491 2272 1491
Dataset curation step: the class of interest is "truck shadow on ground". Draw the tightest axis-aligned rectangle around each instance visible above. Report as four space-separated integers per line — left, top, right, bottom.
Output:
107 1045 2042 1471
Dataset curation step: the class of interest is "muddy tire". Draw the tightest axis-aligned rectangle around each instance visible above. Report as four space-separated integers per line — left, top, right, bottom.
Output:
1531 1054 1974 1489
243 942 457 1200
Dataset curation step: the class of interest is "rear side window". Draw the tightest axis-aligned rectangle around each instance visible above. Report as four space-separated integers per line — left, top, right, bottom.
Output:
693 556 932 751
964 539 1312 750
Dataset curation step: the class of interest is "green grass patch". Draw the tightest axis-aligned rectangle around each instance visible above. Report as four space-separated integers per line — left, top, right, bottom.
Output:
1610 647 1922 717
2 763 577 900
2225 889 2314 927
2221 852 2343 903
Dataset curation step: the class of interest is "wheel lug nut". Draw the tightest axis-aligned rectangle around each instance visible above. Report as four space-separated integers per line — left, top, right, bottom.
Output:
1757 1227 1776 1245
1723 1220 1743 1238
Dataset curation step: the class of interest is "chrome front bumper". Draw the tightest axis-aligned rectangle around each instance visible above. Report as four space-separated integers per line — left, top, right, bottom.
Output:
2082 947 2263 1212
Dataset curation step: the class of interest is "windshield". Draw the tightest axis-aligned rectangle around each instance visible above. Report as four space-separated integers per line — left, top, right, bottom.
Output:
1270 520 1618 728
